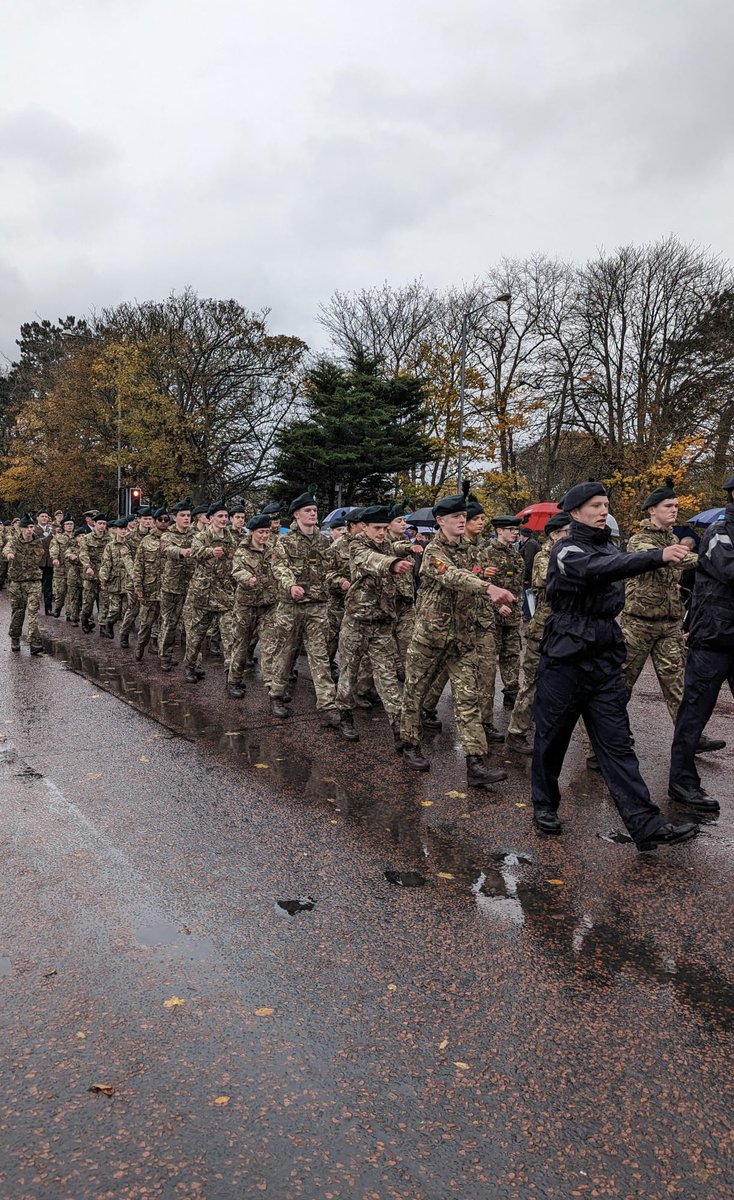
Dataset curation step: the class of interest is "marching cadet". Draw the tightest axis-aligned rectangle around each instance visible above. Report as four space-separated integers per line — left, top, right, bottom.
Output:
398 493 514 789
191 504 210 533
668 472 734 815
119 507 151 648
325 513 348 674
3 513 45 653
506 512 570 754
228 505 247 549
158 500 194 672
325 508 362 675
262 501 283 537
485 515 524 709
621 477 724 755
183 500 235 684
0 520 11 589
269 492 339 725
334 504 415 743
64 529 86 625
227 514 278 698
531 480 697 850
99 519 134 639
385 504 420 676
49 514 75 616
133 507 168 661
78 513 110 632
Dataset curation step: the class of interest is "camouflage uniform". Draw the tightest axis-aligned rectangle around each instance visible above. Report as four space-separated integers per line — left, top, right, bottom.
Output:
49 530 73 609
132 529 163 651
620 520 697 723
64 540 84 624
507 541 552 737
385 530 417 666
158 528 195 666
0 527 8 589
99 540 134 626
78 530 111 627
484 538 523 703
326 534 352 663
400 530 490 754
120 524 145 640
183 526 236 669
3 536 44 642
228 539 278 689
270 528 337 712
334 533 413 722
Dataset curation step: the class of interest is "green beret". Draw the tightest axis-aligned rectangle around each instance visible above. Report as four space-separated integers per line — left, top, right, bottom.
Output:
246 513 271 531
229 504 246 515
346 507 364 525
191 505 209 517
207 500 227 517
491 514 521 528
432 493 467 518
262 501 282 516
466 501 485 520
137 506 153 517
92 511 108 522
561 481 607 512
288 492 317 515
388 504 406 520
171 499 192 513
153 507 170 521
18 513 34 528
642 476 677 509
109 518 127 529
360 504 390 524
544 512 571 534
329 515 347 529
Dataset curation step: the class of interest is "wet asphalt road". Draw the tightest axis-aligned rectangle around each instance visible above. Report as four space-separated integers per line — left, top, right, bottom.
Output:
1 600 732 1200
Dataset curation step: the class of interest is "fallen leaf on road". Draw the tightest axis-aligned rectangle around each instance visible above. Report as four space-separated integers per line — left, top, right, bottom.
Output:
87 772 102 780
454 1061 470 1070
446 790 467 799
213 1095 230 1105
515 802 527 808
255 1006 274 1016
387 983 397 991
438 1038 448 1051
163 996 186 1008
88 1083 115 1096
139 755 150 763
419 800 434 807
460 813 471 819
76 1031 86 1039
329 819 338 825
437 871 454 880
43 968 57 978
547 879 565 886
254 763 269 769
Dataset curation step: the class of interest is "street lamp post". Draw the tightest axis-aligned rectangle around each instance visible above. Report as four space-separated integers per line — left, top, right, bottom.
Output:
456 294 511 488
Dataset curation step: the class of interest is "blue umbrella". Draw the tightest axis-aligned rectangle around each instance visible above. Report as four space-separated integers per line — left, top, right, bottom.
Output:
322 506 362 525
690 507 726 525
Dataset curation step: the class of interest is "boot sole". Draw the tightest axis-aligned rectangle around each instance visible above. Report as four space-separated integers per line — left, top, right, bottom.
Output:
637 826 699 851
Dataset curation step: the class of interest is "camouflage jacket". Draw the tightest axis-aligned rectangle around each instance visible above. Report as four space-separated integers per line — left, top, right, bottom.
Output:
78 531 110 578
160 528 195 595
49 530 73 567
414 530 493 648
133 530 163 598
467 533 503 632
343 533 413 623
232 540 277 608
99 540 134 593
187 527 236 612
325 534 353 601
3 535 45 581
272 527 331 604
385 530 418 603
526 542 553 641
65 542 83 582
483 539 523 627
229 527 247 552
623 521 697 622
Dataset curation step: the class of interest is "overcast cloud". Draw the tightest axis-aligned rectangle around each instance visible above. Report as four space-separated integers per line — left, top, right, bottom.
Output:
1 0 732 361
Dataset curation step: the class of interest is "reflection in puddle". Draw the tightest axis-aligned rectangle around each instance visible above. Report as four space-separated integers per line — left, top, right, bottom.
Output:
0 955 11 978
384 869 426 888
473 860 525 925
277 897 316 916
133 919 215 962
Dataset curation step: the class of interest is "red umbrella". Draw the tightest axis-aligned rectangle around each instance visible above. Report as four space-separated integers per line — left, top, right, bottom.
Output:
514 501 561 532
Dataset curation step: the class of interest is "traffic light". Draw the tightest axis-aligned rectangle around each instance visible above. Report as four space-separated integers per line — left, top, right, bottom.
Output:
130 487 142 514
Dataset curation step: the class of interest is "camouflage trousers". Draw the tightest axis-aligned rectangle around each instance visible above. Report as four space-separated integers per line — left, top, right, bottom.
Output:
423 623 498 729
65 577 82 623
137 597 160 649
229 602 276 689
495 619 521 698
335 617 402 722
621 615 685 724
400 634 487 755
184 604 228 669
269 601 337 712
219 608 235 668
104 590 127 625
81 578 100 622
159 592 186 663
507 635 542 736
52 566 67 606
8 580 41 640
393 600 415 667
120 589 140 636
327 597 345 663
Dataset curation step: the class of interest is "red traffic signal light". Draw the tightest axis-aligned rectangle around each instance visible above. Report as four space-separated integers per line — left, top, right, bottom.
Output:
131 488 141 499
130 487 142 514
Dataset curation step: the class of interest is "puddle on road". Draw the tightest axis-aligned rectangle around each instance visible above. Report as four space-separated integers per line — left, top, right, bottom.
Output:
0 955 11 978
133 919 215 962
384 869 426 888
277 897 316 916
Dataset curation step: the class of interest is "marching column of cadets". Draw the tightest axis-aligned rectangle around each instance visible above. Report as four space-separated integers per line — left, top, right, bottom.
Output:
2 471 733 851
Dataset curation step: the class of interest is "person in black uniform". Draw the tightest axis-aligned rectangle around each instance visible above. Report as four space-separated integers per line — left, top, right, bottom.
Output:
668 473 734 813
532 480 698 850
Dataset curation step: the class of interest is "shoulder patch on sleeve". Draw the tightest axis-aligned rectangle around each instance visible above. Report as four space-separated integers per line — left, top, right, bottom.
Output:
556 544 585 576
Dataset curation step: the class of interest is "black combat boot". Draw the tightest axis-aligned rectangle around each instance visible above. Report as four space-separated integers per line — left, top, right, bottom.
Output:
338 710 359 741
134 640 146 662
194 665 206 680
30 640 44 656
484 724 505 744
391 720 403 752
160 659 174 673
695 735 726 753
270 695 290 718
355 693 373 710
533 807 562 835
401 743 430 772
119 632 130 648
636 821 699 851
420 708 442 733
106 622 115 639
227 681 246 699
10 637 21 652
52 604 62 618
184 665 199 684
466 755 507 788
668 783 720 814
81 617 92 633
506 731 532 755
320 708 341 729
503 692 517 709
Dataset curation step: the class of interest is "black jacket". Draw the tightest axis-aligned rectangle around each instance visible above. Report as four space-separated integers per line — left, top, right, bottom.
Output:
687 503 734 651
519 536 540 586
542 520 665 663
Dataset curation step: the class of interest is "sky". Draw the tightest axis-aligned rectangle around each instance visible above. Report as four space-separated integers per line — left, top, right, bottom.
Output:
1 0 732 363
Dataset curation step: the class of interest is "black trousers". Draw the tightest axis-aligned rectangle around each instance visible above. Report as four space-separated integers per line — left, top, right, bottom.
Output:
669 646 734 791
532 655 663 843
41 565 53 613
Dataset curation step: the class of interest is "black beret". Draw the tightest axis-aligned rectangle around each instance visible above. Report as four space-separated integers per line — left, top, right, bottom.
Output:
171 499 192 513
722 473 734 492
491 514 521 528
246 513 271 531
360 505 391 524
62 512 73 523
74 526 88 537
388 504 406 520
642 476 677 509
137 506 153 517
288 492 317 515
207 500 227 517
345 507 364 525
153 507 170 521
544 512 571 534
18 513 34 528
109 518 127 529
561 481 607 512
92 511 108 522
466 501 485 520
262 501 282 516
191 505 209 517
229 504 246 515
432 493 467 518
329 515 347 529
